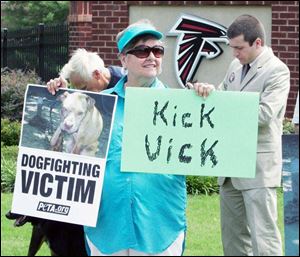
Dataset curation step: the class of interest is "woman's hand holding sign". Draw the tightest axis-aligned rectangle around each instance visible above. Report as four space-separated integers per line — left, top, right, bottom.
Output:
47 76 68 95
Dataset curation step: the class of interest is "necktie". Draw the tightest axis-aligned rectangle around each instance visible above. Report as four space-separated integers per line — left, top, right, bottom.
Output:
241 64 250 82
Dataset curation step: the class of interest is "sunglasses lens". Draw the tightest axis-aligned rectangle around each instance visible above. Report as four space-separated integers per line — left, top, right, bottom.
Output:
126 46 164 58
133 49 150 58
152 47 164 58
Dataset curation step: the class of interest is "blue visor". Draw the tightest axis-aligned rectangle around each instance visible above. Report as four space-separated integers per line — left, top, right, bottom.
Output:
117 25 163 53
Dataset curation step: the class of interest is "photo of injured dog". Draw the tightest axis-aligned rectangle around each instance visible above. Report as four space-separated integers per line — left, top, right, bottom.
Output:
50 91 103 156
20 84 117 158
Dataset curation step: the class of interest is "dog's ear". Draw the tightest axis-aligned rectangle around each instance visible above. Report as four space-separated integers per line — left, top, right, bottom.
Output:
85 95 96 110
57 91 69 102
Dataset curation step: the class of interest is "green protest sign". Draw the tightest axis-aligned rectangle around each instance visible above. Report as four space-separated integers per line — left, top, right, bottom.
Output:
121 88 259 178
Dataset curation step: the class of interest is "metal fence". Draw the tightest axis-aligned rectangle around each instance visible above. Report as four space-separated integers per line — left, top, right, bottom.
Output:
1 23 69 82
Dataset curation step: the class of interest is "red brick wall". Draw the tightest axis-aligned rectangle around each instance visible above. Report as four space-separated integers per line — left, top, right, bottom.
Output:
69 1 93 50
69 1 299 118
271 1 299 117
90 1 128 65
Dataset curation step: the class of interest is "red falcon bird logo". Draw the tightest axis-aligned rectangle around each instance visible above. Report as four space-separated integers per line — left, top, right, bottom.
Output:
168 14 229 88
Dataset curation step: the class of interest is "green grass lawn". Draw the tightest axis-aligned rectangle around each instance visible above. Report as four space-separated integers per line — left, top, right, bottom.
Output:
184 194 222 256
1 193 50 256
1 192 284 256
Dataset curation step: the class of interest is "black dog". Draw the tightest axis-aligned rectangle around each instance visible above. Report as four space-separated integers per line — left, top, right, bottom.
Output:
5 211 87 256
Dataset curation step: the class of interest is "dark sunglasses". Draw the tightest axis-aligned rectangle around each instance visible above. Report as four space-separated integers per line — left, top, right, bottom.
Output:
125 45 164 58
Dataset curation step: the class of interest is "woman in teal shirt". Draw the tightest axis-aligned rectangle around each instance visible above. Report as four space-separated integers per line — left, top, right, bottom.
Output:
84 19 187 256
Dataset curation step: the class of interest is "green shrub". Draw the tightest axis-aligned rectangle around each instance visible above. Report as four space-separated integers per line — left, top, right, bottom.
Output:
283 117 295 134
186 176 219 195
1 145 18 192
1 68 42 121
1 118 21 146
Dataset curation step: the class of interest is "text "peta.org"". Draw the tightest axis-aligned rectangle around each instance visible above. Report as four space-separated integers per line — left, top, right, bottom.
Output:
37 201 70 216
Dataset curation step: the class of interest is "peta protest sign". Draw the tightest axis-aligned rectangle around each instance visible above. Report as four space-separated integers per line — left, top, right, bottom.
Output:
11 85 117 227
121 88 259 177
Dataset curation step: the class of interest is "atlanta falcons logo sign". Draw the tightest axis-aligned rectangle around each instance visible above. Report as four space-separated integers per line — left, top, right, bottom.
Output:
168 14 229 88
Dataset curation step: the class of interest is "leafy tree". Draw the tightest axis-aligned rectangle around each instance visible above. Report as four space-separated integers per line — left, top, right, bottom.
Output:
1 1 69 29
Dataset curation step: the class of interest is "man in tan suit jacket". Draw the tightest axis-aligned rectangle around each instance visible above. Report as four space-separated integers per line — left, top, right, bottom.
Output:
190 15 290 256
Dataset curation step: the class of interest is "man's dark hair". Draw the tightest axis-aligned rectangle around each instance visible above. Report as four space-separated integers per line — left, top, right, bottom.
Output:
227 15 265 46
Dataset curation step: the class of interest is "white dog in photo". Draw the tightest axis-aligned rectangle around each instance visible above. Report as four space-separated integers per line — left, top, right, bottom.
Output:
50 91 103 156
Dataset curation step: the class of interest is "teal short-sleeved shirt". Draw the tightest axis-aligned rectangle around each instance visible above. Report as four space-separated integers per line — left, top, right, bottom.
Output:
84 76 187 254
